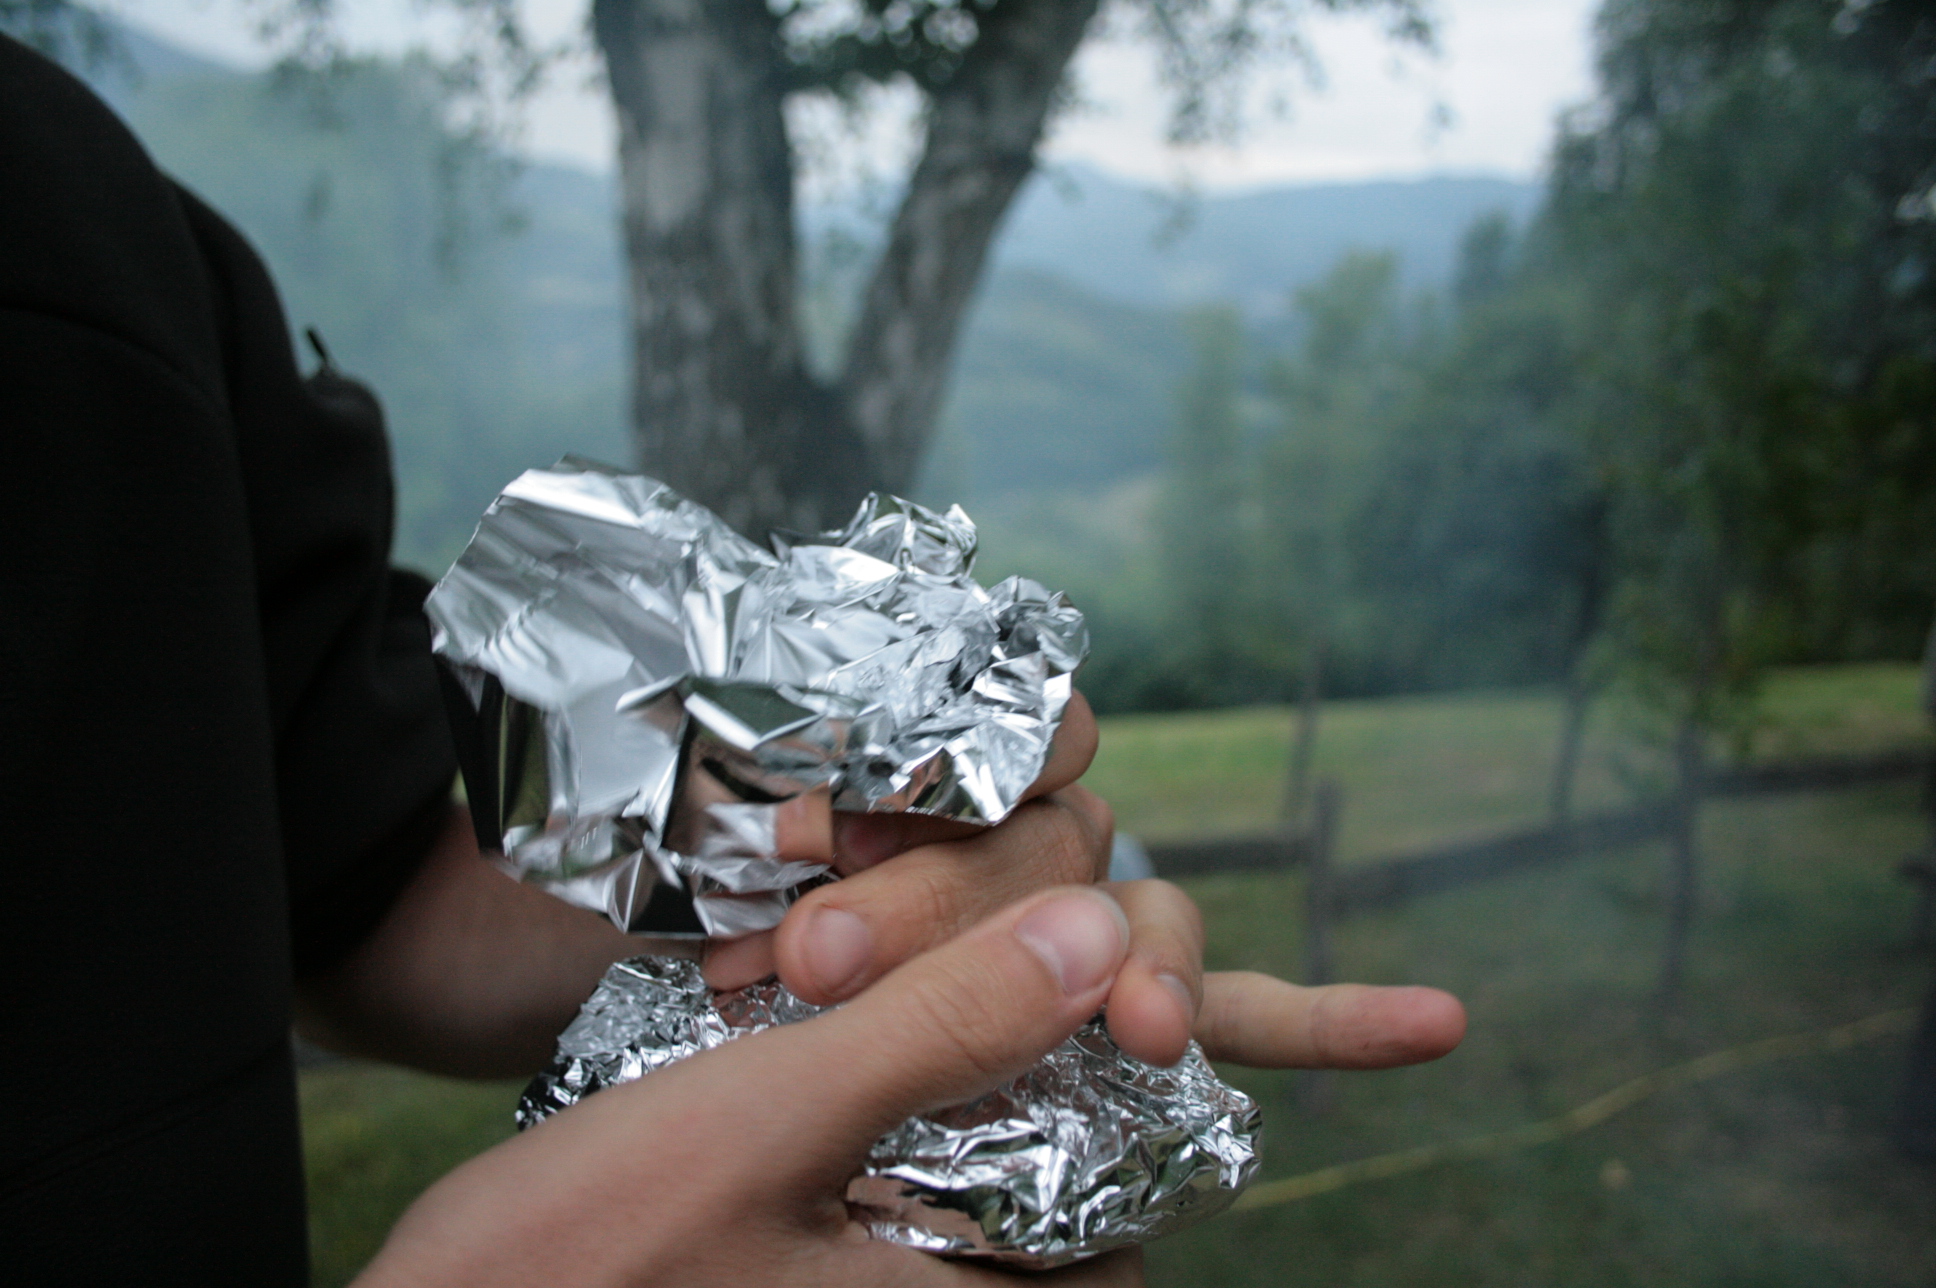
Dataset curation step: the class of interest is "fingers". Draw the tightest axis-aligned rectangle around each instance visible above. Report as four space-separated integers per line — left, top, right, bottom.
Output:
773 787 1113 1005
1100 880 1204 1068
1030 690 1098 801
829 692 1099 875
1194 973 1466 1069
774 789 835 863
700 789 827 989
710 697 1099 986
767 884 1130 1172
701 929 777 990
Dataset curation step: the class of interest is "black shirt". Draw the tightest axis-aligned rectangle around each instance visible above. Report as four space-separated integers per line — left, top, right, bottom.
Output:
0 34 458 1282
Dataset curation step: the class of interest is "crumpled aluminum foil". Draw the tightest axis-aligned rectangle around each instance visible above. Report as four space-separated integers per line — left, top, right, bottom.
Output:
425 461 1087 938
521 956 1262 1268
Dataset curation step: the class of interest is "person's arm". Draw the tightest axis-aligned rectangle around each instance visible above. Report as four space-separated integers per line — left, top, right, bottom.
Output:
294 802 647 1076
297 693 1464 1078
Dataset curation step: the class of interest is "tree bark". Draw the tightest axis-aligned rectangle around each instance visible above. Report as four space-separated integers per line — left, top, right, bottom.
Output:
594 0 824 539
837 0 1101 497
1550 523 1607 824
594 0 1102 540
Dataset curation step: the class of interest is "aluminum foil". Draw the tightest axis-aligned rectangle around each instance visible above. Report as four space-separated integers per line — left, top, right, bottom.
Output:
521 956 1262 1268
425 461 1087 938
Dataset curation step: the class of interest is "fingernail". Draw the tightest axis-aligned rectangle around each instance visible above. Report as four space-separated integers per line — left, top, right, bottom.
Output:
1014 890 1128 996
801 906 873 997
1157 972 1196 1024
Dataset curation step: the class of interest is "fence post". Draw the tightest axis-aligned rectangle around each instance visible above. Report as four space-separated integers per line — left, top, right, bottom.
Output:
1548 676 1592 825
1659 718 1705 998
1298 780 1342 1112
1304 779 1341 989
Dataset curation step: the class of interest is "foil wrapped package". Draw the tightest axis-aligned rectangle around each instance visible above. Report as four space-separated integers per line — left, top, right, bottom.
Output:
425 460 1088 938
430 463 1263 1265
521 956 1262 1268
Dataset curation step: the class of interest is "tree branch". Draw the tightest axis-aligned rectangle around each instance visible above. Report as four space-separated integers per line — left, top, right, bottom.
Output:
836 0 1104 495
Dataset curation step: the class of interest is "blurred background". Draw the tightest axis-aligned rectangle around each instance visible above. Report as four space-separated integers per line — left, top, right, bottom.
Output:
9 0 1936 1282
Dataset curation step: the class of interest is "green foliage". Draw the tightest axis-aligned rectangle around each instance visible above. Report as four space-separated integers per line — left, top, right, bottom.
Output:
1080 0 1936 720
770 0 1439 139
1355 227 1605 695
1546 0 1936 732
0 0 110 62
1258 250 1408 693
1090 235 1602 713
1158 306 1259 703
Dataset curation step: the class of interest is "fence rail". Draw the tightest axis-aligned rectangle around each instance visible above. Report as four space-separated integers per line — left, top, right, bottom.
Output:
1142 747 1928 917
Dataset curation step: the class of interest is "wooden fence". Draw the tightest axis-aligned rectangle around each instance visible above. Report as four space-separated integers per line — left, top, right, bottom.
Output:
1142 748 1929 921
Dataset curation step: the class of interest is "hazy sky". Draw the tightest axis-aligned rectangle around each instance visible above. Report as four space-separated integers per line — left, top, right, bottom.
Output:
114 0 1601 191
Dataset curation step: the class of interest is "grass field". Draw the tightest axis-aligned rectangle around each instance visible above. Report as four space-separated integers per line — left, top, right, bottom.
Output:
300 664 1936 1285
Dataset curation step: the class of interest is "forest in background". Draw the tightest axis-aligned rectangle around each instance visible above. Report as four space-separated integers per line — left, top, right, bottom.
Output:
1078 0 1936 735
26 1 1936 730
41 21 1541 704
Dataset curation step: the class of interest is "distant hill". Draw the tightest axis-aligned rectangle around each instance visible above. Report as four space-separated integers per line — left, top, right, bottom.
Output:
918 268 1192 502
989 165 1539 314
29 20 1542 548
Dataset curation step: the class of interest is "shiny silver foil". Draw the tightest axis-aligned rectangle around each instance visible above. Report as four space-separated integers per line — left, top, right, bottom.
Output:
520 957 1262 1268
425 461 1087 938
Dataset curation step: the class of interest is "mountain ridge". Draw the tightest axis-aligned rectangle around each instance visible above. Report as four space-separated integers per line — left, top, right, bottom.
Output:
23 20 1545 554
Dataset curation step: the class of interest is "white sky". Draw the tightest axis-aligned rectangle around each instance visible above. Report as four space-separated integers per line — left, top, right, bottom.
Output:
110 0 1601 191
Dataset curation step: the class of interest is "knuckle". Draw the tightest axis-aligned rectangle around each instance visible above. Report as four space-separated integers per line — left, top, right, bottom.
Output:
904 860 970 940
1116 878 1204 961
1147 879 1203 943
1038 807 1103 884
1067 785 1115 846
1195 973 1255 1056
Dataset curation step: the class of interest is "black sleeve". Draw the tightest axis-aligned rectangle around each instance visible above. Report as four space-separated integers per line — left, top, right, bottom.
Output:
170 185 461 974
0 32 457 1275
0 31 458 983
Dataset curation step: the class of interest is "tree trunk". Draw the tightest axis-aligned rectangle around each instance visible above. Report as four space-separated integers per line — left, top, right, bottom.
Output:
1298 780 1341 1114
1302 779 1341 989
594 0 822 539
594 0 1102 540
1659 714 1704 998
839 0 1102 499
1548 672 1592 824
1897 607 1936 1156
1281 634 1326 828
1551 522 1606 824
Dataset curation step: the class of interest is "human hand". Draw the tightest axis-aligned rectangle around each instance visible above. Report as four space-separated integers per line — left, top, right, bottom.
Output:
703 692 1175 1053
704 691 1465 1071
357 884 1462 1287
357 886 1149 1287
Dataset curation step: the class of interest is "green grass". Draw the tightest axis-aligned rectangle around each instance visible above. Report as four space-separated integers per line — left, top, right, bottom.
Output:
301 663 1936 1285
301 1067 522 1285
1085 663 1931 860
1153 786 1935 1286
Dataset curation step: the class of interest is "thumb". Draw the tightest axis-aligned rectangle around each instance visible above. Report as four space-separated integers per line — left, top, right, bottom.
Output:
757 884 1129 1179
